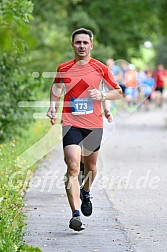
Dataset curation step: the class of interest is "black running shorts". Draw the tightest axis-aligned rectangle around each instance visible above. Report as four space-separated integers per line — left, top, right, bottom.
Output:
62 126 103 152
155 87 163 93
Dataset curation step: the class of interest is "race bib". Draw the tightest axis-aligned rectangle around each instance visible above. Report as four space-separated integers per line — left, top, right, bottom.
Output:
70 98 93 115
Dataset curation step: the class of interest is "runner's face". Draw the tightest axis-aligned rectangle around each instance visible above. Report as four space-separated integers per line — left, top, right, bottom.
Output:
72 34 93 59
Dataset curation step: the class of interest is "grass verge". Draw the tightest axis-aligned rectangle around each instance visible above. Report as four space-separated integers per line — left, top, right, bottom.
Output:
0 118 61 252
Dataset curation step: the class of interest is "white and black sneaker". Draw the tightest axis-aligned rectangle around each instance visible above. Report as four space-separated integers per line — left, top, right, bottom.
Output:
69 214 85 231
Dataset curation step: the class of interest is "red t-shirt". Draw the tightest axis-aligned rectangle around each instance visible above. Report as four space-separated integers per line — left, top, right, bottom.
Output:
54 58 118 128
153 69 167 88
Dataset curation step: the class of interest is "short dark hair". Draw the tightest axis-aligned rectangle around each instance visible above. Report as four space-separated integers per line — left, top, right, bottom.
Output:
71 28 93 42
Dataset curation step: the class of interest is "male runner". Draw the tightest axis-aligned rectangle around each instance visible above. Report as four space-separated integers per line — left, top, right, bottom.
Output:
47 28 122 231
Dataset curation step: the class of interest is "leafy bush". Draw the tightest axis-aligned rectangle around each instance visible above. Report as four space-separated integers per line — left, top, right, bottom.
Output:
0 0 38 142
0 119 51 251
0 54 40 142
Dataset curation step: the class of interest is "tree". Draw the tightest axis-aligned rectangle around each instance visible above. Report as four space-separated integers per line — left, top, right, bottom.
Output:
0 0 35 142
154 38 167 67
66 0 165 60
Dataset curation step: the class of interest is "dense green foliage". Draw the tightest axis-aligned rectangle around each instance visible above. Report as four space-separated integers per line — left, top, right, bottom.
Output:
0 0 37 142
30 0 167 68
67 0 167 61
0 119 51 251
154 37 167 66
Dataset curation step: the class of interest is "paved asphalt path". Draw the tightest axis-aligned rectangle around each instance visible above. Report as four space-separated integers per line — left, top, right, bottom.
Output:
25 96 167 252
101 99 167 252
24 147 134 252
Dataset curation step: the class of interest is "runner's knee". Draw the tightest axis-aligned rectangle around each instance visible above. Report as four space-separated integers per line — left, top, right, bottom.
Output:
85 163 96 173
65 159 80 176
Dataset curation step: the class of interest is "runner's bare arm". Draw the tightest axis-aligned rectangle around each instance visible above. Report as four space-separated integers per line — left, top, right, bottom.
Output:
102 100 113 123
89 85 122 101
103 85 122 100
46 82 64 125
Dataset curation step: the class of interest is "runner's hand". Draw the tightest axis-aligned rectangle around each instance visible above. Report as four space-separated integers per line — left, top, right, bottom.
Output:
104 109 113 123
46 107 57 125
88 89 102 100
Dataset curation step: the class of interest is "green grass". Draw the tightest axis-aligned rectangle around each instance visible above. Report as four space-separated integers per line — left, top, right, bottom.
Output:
0 118 61 252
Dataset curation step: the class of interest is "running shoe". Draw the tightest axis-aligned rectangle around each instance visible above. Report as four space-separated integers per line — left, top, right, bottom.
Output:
81 195 93 217
69 215 85 231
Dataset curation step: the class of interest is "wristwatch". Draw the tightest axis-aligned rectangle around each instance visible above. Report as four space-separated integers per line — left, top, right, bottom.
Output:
101 91 107 101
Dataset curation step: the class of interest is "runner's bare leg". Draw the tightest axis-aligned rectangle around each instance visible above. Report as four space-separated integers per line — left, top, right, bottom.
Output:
64 145 81 211
82 150 99 192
